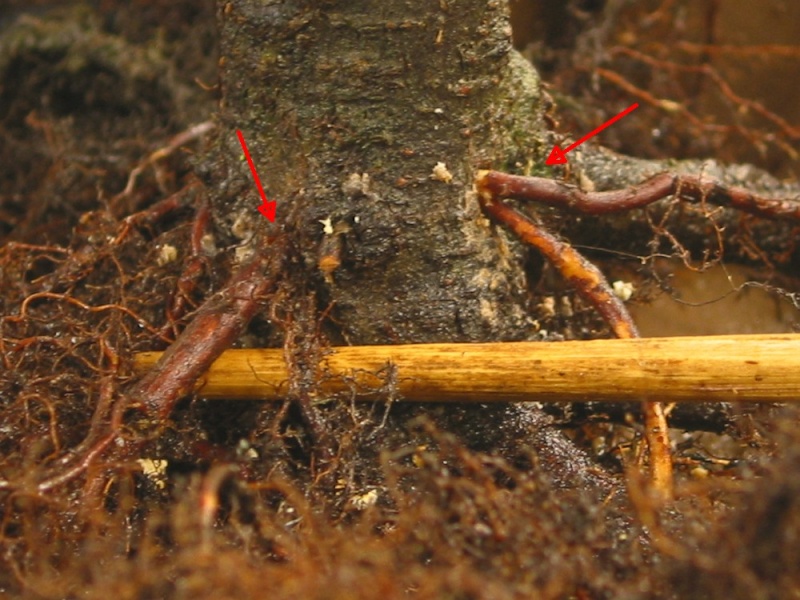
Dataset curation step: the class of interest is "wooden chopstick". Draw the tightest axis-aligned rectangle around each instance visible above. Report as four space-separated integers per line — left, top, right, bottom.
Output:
132 334 800 403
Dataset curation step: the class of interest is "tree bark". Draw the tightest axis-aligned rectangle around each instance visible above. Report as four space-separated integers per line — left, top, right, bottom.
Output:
209 0 547 344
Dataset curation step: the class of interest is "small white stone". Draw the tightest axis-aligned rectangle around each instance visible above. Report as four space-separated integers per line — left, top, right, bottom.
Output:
578 170 596 193
560 296 574 317
431 161 453 184
156 244 178 266
235 244 253 264
231 211 253 240
319 217 334 235
137 458 168 490
200 233 217 256
539 296 556 318
612 280 635 301
342 172 370 196
349 489 379 510
237 439 259 460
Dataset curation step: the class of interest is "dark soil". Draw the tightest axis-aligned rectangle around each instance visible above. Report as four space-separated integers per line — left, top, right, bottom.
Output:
2 2 800 598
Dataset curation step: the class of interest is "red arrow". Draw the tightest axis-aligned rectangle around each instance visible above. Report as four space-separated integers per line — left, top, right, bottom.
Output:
236 129 276 221
545 102 639 166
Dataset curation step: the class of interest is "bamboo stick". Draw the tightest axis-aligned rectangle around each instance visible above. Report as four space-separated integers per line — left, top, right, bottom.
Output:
132 334 800 403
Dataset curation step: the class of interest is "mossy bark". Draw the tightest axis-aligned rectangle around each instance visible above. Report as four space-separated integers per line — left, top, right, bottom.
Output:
209 0 547 344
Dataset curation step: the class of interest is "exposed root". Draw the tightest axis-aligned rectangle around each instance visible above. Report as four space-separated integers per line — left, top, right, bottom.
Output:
476 182 673 499
476 170 800 221
476 166 800 499
129 235 288 420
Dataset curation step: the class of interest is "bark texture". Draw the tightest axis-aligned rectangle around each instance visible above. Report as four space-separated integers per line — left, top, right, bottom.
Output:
209 0 547 344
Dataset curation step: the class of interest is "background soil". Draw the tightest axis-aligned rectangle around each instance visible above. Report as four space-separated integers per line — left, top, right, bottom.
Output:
2 1 800 598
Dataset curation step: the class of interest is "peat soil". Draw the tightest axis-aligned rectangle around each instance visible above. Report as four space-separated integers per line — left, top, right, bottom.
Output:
2 2 800 598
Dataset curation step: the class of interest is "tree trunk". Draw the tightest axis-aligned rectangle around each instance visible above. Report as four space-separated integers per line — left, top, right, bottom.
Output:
209 0 546 344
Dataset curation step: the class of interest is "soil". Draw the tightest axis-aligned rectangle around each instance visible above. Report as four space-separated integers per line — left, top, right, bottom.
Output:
2 2 800 598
